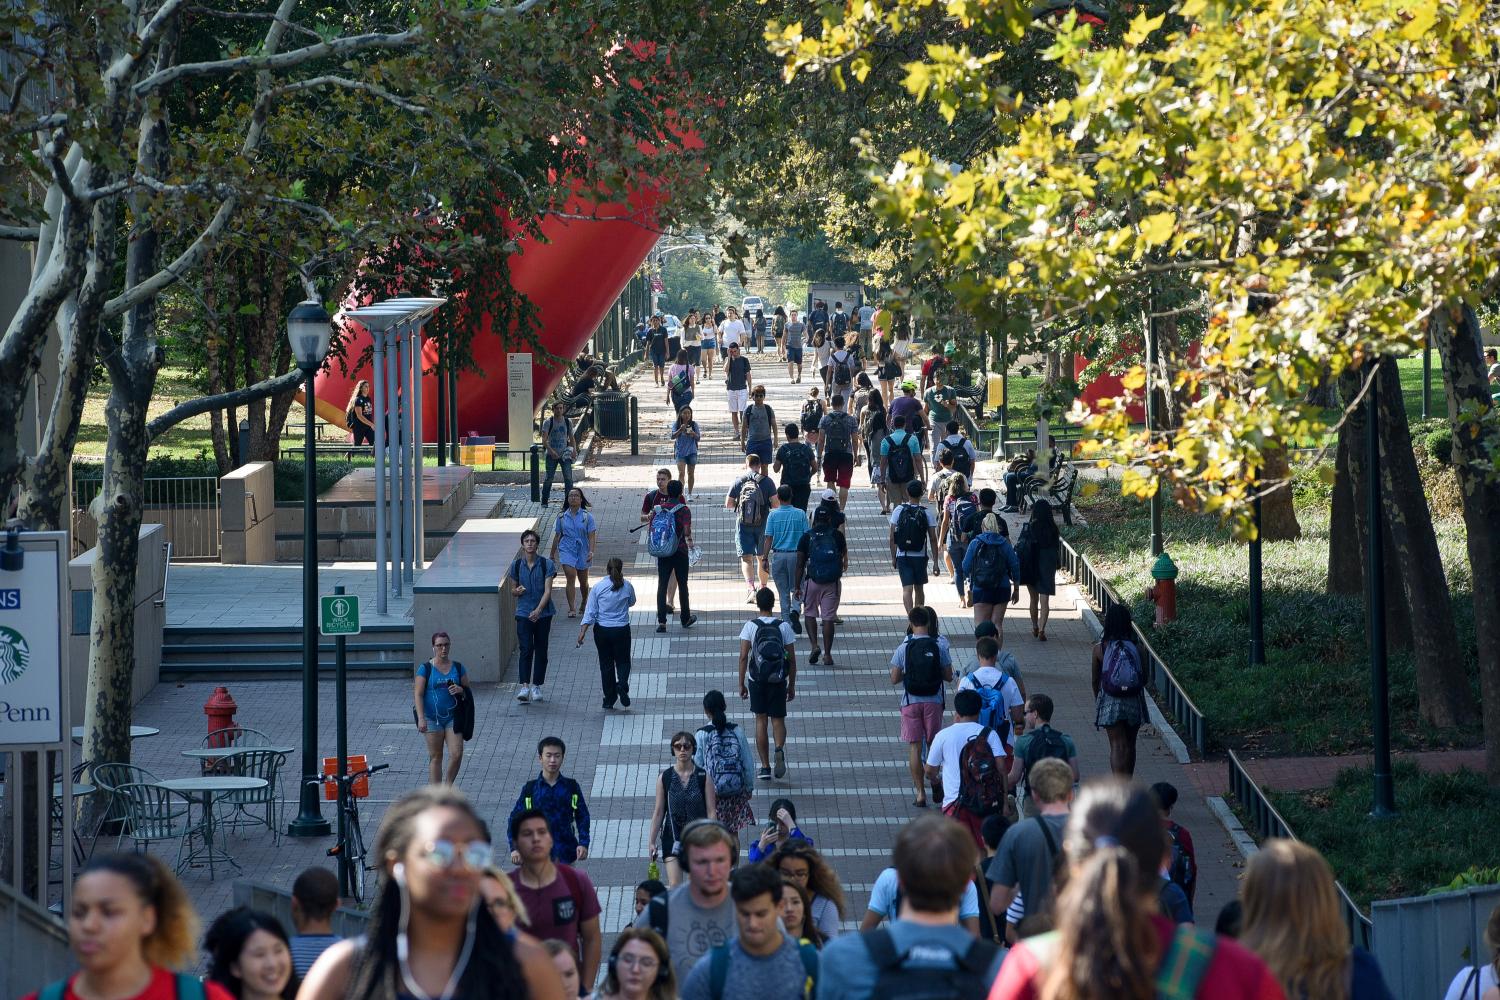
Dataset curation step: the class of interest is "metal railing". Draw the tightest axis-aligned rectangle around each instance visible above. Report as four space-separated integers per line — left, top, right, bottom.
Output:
71 476 221 559
1059 537 1208 756
1226 750 1375 949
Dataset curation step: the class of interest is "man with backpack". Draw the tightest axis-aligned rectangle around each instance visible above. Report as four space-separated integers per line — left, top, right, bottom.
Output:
955 637 1025 753
1150 781 1198 908
726 455 776 602
890 606 954 808
818 814 1003 999
509 809 603 991
649 479 697 634
879 413 925 514
808 299 829 339
888 480 941 613
1006 694 1080 808
986 756 1073 937
934 420 978 481
739 587 799 781
761 485 809 631
800 386 825 452
774 423 816 512
828 337 859 396
795 503 848 666
831 300 850 344
925 689 1009 850
816 393 860 509
682 865 819 1000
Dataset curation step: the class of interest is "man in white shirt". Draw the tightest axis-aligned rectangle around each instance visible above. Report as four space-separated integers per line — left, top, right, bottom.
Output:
720 306 745 354
925 689 1007 849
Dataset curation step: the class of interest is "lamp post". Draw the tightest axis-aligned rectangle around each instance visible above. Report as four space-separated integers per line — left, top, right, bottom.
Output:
287 299 333 838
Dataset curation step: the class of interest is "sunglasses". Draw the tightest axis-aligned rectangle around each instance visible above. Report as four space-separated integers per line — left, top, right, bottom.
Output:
672 742 692 751
419 839 493 870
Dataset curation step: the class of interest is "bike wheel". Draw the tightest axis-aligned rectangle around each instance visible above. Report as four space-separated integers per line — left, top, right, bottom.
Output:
345 804 370 905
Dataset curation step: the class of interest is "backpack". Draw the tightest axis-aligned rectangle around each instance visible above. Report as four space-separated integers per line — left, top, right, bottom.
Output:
780 443 813 485
969 539 1008 591
833 311 849 336
1023 924 1216 1000
833 350 854 386
800 398 824 432
1166 822 1196 897
709 940 819 1000
862 927 999 1000
806 525 842 584
822 411 853 454
647 504 680 558
1020 726 1071 794
894 503 929 553
42 976 205 1000
669 368 691 398
1100 639 1144 697
901 636 943 697
941 438 973 478
956 727 1007 818
969 678 1011 736
886 431 915 482
749 618 789 685
958 501 983 542
701 725 746 796
738 475 767 528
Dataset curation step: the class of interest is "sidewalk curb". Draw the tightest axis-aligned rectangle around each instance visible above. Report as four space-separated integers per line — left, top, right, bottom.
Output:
1077 596 1192 766
1206 795 1259 860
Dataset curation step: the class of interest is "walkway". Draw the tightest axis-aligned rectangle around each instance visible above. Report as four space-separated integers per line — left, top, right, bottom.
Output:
118 338 1242 944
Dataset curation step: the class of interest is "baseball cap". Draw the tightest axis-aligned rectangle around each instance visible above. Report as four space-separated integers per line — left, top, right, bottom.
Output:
973 621 999 639
820 489 837 502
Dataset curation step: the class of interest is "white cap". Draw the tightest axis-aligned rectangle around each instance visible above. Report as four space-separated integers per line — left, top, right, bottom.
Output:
820 489 837 502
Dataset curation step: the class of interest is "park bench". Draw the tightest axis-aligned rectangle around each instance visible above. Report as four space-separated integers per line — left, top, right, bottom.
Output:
1022 461 1079 525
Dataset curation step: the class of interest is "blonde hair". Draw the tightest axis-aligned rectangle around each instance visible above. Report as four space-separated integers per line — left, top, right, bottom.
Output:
481 866 530 926
1240 839 1351 1000
947 473 970 497
79 853 200 969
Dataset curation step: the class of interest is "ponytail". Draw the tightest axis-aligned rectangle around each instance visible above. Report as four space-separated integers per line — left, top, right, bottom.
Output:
703 689 730 732
607 557 625 591
1039 848 1160 1000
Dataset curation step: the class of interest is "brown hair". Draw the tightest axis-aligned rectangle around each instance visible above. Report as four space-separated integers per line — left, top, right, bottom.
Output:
606 556 625 591
1240 839 1353 1000
77 853 200 969
890 813 978 913
602 928 676 1000
783 881 824 948
771 841 846 919
680 818 738 865
1029 757 1075 804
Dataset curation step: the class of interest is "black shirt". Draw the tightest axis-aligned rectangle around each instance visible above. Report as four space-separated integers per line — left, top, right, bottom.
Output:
726 355 751 391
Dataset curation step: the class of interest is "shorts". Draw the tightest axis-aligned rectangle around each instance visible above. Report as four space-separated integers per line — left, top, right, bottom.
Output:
970 584 1010 605
787 347 803 364
748 680 788 719
802 579 840 619
650 346 666 366
738 523 761 557
727 388 749 412
688 346 702 364
745 438 773 464
900 701 945 744
822 453 854 488
897 557 929 587
676 452 698 466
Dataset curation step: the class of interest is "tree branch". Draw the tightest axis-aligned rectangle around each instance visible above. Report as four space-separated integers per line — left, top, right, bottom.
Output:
270 74 428 114
147 368 303 441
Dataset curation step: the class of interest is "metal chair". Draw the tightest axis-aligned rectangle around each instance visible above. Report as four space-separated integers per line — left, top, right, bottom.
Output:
90 763 162 848
114 782 198 870
200 726 273 750
216 749 286 845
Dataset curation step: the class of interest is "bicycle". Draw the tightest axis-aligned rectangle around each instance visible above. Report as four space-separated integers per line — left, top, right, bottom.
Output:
309 763 389 904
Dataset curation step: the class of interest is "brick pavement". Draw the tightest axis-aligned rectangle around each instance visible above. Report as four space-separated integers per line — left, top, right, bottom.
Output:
105 340 1245 966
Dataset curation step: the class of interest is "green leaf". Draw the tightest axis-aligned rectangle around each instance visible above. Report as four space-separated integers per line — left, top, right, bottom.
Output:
236 304 261 316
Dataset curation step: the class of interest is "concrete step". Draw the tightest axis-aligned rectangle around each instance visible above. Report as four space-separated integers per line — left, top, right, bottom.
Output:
162 624 414 676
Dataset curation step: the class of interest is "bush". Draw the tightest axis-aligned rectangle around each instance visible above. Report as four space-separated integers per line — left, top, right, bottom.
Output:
73 455 351 503
274 460 353 503
1425 425 1454 465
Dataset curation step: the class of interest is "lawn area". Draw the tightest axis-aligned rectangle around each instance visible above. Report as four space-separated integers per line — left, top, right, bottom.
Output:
1272 761 1500 908
1066 467 1482 757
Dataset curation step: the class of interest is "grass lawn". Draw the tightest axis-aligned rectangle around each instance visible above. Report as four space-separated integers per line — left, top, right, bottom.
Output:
1272 761 1500 908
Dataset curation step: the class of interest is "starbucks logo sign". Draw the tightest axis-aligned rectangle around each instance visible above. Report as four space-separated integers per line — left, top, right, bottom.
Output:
0 625 29 685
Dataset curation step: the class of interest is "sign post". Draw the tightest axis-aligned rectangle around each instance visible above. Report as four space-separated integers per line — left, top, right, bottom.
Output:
319 588 360 894
506 353 534 456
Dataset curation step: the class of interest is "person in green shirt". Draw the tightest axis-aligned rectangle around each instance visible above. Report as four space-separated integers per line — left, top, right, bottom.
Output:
923 368 958 433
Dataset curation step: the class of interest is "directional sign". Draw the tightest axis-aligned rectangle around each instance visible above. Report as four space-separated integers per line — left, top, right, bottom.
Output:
319 594 361 636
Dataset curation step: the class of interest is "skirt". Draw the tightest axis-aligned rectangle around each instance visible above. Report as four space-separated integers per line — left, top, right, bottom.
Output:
1096 690 1146 729
715 791 755 831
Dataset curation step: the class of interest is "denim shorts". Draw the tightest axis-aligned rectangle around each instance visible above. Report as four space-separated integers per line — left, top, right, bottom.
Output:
738 523 761 556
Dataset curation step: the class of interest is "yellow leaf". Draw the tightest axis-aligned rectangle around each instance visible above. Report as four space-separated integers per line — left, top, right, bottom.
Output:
1120 365 1147 390
1401 5 1436 40
1317 465 1335 485
1139 212 1176 247
1125 10 1166 46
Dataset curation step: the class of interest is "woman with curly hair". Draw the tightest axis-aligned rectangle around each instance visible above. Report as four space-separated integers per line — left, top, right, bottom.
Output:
770 840 846 941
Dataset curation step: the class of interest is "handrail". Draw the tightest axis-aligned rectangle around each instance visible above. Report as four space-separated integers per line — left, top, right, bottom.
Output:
1226 750 1374 948
1058 537 1208 756
153 542 172 608
246 491 260 526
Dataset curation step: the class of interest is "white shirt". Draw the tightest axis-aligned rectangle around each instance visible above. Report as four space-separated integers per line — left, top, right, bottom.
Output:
926 721 1007 808
958 667 1024 722
720 319 745 346
1444 964 1499 1000
739 615 797 646
888 503 938 557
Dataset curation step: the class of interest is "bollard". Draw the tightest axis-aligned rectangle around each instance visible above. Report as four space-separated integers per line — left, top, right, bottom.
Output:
530 443 541 502
629 395 639 456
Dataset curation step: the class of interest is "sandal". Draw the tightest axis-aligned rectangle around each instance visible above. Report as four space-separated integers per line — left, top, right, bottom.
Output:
912 798 927 808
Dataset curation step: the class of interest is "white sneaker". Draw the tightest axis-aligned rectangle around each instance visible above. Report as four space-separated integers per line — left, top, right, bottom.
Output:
531 686 545 703
516 685 532 703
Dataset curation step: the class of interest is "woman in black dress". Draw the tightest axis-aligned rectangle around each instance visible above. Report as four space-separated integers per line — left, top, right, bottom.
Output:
1017 498 1061 640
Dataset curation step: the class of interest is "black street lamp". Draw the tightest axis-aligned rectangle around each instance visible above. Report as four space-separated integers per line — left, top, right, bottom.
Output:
287 299 333 838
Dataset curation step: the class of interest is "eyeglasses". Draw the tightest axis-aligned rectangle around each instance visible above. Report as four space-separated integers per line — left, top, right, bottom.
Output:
616 954 659 971
419 839 493 870
671 742 692 751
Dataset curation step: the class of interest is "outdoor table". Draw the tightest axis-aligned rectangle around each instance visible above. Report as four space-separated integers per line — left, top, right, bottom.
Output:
180 746 294 760
154 776 267 880
71 725 161 743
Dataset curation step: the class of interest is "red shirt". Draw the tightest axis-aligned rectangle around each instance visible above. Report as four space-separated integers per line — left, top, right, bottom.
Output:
26 967 236 1000
511 864 602 960
642 489 670 515
988 916 1286 1000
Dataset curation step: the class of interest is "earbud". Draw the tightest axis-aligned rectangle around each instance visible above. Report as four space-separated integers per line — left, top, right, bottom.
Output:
393 861 406 883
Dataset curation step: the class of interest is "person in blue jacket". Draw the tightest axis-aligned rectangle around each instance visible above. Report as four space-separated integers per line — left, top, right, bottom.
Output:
962 511 1021 642
506 736 591 865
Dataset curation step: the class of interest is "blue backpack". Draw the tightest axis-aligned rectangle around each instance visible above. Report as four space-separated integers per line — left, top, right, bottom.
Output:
806 525 842 584
647 504 680 558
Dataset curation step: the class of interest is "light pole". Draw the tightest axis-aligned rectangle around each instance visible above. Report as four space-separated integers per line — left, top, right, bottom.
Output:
287 299 333 838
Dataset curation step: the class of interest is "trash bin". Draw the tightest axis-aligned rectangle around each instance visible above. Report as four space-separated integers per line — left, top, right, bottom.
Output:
595 391 629 439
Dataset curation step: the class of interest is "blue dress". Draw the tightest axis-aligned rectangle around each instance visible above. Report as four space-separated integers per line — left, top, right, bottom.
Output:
555 509 596 570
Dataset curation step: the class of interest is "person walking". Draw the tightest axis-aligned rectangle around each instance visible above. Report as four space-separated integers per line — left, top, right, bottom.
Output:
937 473 978 603
647 731 715 887
647 314 670 386
795 502 847 666
985 756 1072 942
680 865 820 1000
880 413 925 514
695 690 757 833
1094 602 1147 777
667 349 696 414
634 819 740 984
890 606 955 808
857 301 876 355
288 867 342 977
785 308 806 381
963 512 1021 637
346 380 375 446
813 329 833 393
861 389 890 512
205 907 298 1000
956 636 1026 745
672 406 700 501
550 487 597 618
762 485 809 630
724 342 752 438
642 468 678 602
577 557 636 710
773 305 788 361
683 310 703 370
740 385 777 466
508 530 556 704
538 400 577 508
1007 693 1080 811
923 370 959 458
773 424 816 511
925 689 1009 849
1016 499 1061 640
770 841 846 942
727 455 775 602
889 480 941 613
649 479 697 633
413 631 471 784
799 385 824 452
816 393 859 509
1150 782 1198 908
509 810 604 993
720 306 745 355
598 930 678 1000
739 587 799 782
829 337 859 399
507 737 592 864
700 309 718 377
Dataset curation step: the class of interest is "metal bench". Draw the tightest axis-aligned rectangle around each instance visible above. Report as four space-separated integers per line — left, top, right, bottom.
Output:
1022 462 1079 525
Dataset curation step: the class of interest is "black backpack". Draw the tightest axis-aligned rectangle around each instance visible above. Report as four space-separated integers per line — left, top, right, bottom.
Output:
832 311 849 336
822 411 853 455
886 431 915 482
862 927 998 1000
801 398 824 432
902 636 943 696
941 438 973 478
749 618 789 685
780 443 813 485
894 503 929 553
1020 726 1072 796
833 350 854 386
969 539 1008 590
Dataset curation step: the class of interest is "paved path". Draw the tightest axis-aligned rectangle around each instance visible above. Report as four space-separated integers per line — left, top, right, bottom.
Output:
111 340 1244 957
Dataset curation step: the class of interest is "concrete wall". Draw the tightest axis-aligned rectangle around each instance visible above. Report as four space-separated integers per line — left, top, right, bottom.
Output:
73 505 220 560
412 519 532 684
67 524 167 721
220 462 276 563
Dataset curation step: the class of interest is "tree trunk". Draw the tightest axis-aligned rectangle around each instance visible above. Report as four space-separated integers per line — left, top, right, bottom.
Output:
1258 445 1301 541
1373 354 1475 728
1327 419 1362 594
1436 305 1500 785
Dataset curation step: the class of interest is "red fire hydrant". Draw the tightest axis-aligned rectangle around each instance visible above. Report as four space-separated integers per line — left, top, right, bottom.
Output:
204 686 239 748
1146 551 1179 626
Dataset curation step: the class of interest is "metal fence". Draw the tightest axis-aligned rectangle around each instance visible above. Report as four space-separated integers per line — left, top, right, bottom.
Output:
1059 538 1208 755
71 475 221 560
1226 749 1375 949
1372 884 1500 997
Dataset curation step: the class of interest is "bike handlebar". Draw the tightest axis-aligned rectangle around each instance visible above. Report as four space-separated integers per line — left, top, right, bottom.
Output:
306 763 391 787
